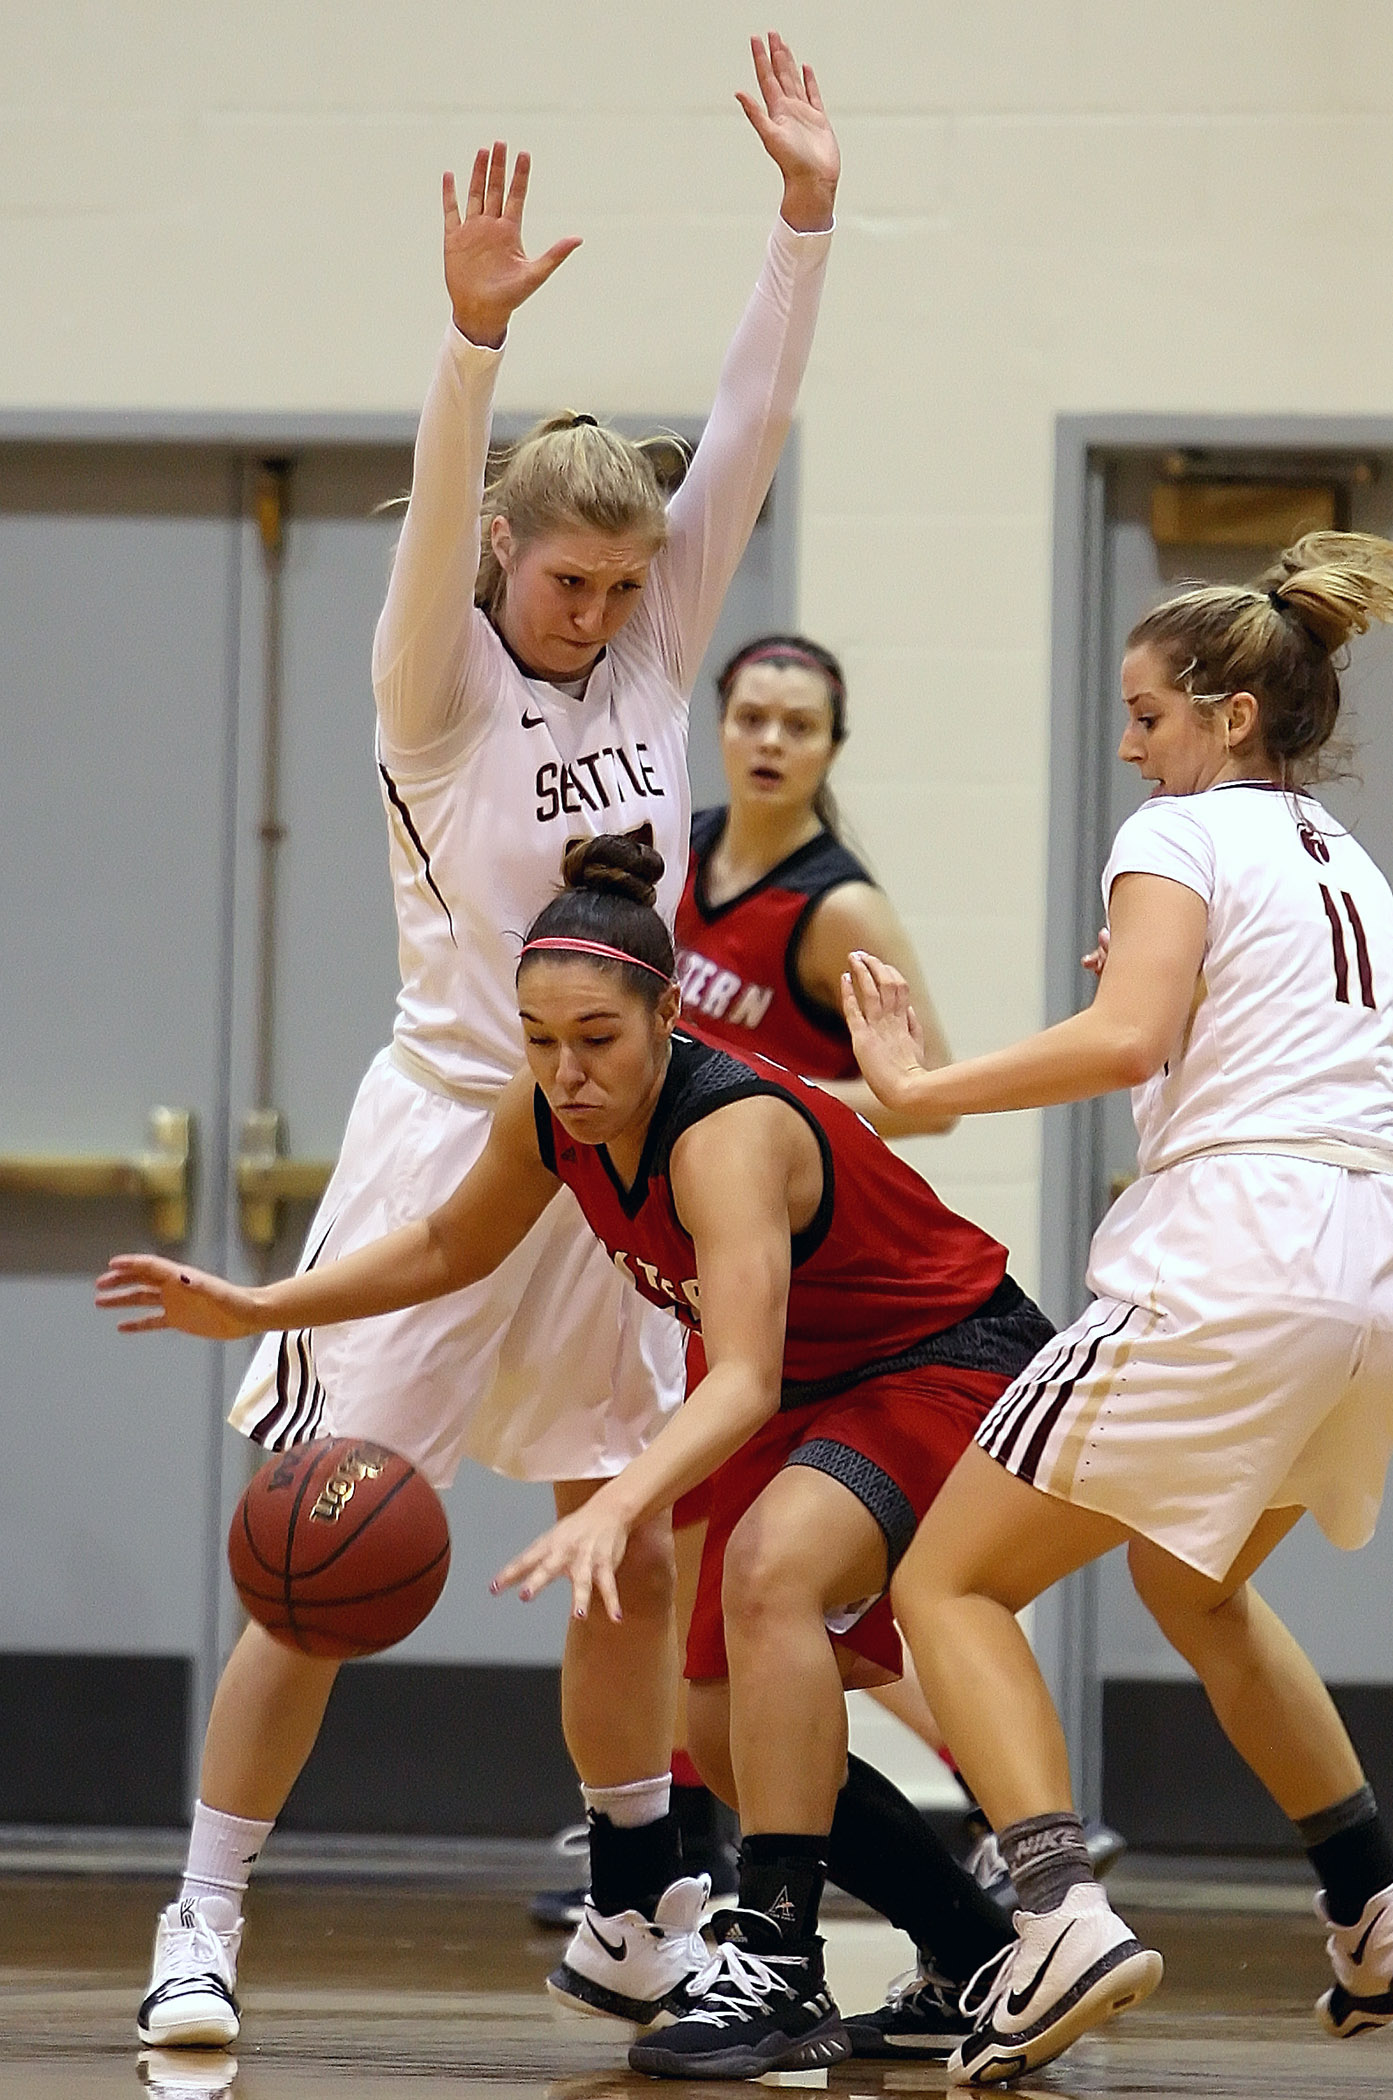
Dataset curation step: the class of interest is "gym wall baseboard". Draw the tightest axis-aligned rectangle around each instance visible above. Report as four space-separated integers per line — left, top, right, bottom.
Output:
0 1655 575 1835
279 1661 577 1837
0 1654 189 1827
1103 1679 1393 1852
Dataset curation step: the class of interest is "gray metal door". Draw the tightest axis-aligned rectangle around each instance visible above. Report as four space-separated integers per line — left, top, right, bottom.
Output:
0 444 246 1817
1047 427 1393 1840
0 425 795 1829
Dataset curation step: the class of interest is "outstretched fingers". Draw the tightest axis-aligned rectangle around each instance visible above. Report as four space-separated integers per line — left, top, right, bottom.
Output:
483 138 507 216
463 146 489 218
503 148 531 221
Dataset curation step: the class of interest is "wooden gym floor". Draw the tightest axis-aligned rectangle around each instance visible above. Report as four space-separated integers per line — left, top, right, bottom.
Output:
3 1862 1393 2098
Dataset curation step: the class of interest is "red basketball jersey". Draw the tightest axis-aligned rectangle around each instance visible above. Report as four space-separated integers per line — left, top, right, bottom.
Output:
674 808 872 1079
532 1033 1007 1393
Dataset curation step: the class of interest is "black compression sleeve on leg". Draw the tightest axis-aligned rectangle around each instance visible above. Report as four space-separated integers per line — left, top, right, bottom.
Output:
828 1754 1012 1982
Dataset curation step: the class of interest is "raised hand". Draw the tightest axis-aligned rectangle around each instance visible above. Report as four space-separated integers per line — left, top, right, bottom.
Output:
491 1491 632 1623
841 951 928 1112
736 31 839 231
442 143 582 349
95 1254 261 1341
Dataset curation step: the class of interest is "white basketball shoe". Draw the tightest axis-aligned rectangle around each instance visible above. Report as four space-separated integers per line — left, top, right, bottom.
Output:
948 1880 1162 2086
137 1897 242 2048
547 1874 710 2024
1317 1883 1393 2036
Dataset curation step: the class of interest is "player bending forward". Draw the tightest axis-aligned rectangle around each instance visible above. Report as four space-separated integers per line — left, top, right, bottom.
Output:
846 531 1393 2085
100 830 1054 2079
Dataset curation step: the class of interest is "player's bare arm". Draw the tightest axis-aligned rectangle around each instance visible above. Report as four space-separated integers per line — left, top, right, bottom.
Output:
798 880 957 1135
844 871 1209 1118
96 1072 558 1341
492 1098 804 1623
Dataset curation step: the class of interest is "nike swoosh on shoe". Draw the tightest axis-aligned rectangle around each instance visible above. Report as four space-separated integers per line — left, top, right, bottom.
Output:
587 1920 628 1962
1005 1922 1075 2018
1351 1907 1388 1967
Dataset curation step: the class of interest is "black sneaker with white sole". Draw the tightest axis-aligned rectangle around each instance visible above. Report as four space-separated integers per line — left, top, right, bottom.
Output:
628 1906 849 2080
948 1881 1162 2086
845 1957 969 2061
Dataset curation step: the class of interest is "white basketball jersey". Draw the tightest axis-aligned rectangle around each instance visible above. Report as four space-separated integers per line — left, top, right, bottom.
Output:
370 218 831 1101
1102 781 1393 1174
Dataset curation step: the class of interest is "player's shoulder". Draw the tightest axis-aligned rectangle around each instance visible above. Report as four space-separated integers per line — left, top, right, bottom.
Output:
656 1035 795 1170
690 806 727 858
784 828 874 897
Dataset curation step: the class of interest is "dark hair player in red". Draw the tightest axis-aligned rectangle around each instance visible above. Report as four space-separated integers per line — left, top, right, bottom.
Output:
97 831 1050 2079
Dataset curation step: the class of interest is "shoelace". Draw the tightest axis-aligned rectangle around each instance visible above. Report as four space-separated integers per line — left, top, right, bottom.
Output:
957 1940 1015 2023
681 1939 805 2027
159 1911 233 1986
883 1963 959 2016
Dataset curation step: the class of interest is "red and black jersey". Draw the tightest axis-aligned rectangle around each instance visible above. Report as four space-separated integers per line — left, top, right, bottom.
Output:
532 1033 1045 1403
674 807 872 1079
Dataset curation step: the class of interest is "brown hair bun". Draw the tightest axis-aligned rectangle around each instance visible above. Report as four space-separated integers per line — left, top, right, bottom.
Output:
560 826 665 910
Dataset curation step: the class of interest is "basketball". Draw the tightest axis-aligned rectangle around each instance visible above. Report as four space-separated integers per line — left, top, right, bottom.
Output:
227 1437 451 1659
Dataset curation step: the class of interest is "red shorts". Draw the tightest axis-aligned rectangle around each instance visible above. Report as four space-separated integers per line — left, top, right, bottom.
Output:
684 1363 1007 1683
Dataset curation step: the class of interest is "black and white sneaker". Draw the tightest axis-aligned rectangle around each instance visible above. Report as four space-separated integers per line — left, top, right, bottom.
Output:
1317 1882 1393 2036
547 1876 710 2024
845 1958 970 2061
628 1906 849 2079
948 1881 1162 2086
137 1898 242 2049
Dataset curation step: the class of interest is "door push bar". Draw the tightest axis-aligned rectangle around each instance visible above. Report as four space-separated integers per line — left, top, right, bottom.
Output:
236 1107 334 1249
0 1107 192 1243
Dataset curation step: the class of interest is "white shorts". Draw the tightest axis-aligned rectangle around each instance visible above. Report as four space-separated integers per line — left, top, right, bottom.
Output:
228 1049 686 1488
977 1155 1393 1579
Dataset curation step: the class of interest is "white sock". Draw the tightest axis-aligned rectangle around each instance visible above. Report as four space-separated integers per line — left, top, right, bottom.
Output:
179 1800 275 1923
582 1774 672 1829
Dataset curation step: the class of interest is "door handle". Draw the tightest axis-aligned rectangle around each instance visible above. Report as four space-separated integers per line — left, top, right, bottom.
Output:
0 1107 193 1243
236 1108 334 1248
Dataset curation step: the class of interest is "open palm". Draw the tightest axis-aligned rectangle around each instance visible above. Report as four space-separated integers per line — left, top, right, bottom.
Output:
443 143 581 349
736 31 840 218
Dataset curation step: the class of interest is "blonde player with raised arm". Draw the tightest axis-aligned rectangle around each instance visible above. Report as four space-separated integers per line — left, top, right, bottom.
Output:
847 533 1393 2085
133 33 839 2052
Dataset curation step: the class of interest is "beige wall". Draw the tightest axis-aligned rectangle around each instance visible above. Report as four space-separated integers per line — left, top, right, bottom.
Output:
9 1 1393 1284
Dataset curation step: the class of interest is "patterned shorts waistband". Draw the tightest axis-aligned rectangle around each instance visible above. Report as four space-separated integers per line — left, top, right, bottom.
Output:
778 1275 1055 1411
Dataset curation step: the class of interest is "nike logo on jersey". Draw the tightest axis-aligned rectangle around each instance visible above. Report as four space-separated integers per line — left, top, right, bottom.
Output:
535 742 666 824
1005 1921 1074 2017
676 947 775 1030
586 1918 628 1962
521 709 546 729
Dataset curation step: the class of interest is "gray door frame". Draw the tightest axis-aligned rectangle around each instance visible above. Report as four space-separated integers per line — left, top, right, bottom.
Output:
1039 410 1393 1814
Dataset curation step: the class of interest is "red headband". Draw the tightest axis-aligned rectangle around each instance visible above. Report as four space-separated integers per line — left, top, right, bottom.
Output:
727 642 844 698
518 936 674 983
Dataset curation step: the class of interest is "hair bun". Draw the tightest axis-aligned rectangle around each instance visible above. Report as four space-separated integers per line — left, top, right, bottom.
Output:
560 825 665 909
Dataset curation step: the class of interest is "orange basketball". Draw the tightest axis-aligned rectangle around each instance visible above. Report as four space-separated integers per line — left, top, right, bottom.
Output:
228 1437 451 1659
